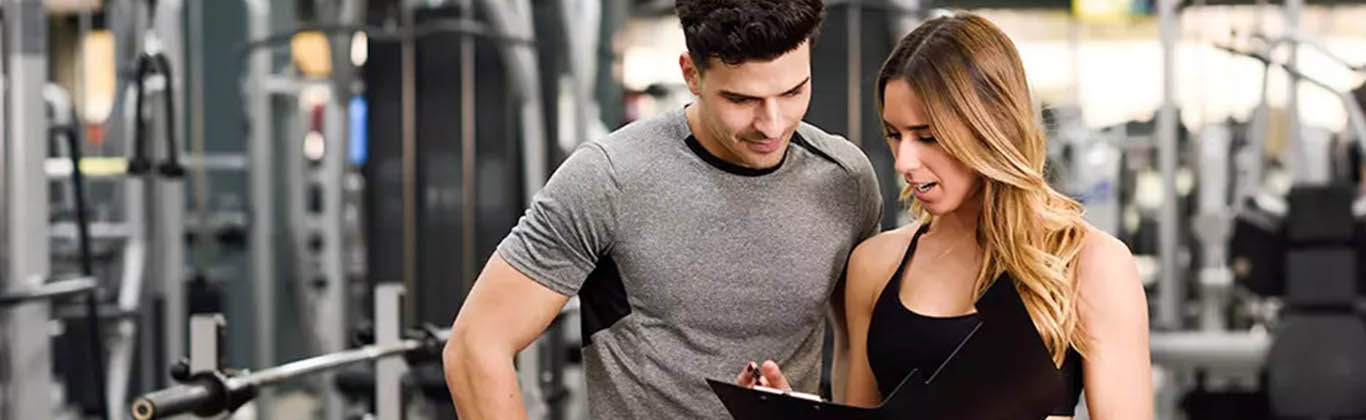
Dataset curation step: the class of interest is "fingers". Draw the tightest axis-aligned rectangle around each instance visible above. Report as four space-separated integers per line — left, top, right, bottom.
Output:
761 360 791 391
736 360 790 391
735 361 760 387
735 369 751 386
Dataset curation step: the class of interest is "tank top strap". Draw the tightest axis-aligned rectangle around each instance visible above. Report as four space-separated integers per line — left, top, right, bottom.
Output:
877 223 931 304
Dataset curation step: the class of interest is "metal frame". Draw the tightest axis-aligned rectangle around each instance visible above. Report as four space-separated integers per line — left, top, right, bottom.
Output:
846 0 863 148
1151 331 1271 375
2 1 195 417
2 2 54 419
46 84 79 212
243 3 278 415
1284 0 1307 185
0 278 97 304
1155 0 1183 331
151 0 189 399
243 3 368 416
106 3 192 417
375 284 406 420
1151 330 1270 420
248 37 356 420
189 314 225 374
107 75 152 420
1193 125 1234 332
0 3 7 271
460 0 478 288
400 0 418 327
318 80 350 420
279 77 351 420
1214 44 1366 180
47 79 114 420
186 0 212 273
1250 32 1366 73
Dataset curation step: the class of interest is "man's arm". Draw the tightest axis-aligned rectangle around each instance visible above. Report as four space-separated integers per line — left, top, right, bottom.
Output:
443 254 571 419
827 275 850 401
830 147 886 401
443 142 616 417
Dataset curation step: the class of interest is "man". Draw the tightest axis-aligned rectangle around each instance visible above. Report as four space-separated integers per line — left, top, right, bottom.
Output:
442 0 882 418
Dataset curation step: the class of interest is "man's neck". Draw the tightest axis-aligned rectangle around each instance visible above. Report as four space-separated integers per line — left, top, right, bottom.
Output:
684 104 723 158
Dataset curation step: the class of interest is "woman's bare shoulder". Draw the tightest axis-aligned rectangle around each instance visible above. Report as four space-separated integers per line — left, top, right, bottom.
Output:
847 223 920 305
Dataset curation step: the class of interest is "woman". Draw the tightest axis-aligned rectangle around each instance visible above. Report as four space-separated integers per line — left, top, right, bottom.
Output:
739 12 1152 419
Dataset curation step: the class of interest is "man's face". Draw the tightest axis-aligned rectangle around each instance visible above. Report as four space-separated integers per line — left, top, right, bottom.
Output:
681 42 812 169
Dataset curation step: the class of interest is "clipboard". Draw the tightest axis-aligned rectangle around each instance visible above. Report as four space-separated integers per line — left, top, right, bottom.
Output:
706 369 925 420
709 275 1067 420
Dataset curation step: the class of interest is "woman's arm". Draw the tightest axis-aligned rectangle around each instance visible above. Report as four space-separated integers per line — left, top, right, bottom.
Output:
1077 228 1154 419
842 229 913 407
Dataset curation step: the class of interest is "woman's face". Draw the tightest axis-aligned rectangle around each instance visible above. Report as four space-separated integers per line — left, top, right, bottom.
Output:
881 79 982 216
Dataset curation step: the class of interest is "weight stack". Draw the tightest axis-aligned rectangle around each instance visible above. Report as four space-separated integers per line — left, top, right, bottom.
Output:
362 6 527 327
1266 185 1366 419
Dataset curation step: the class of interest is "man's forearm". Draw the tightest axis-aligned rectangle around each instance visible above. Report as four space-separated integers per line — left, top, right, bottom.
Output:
828 296 850 402
829 324 850 402
444 338 528 420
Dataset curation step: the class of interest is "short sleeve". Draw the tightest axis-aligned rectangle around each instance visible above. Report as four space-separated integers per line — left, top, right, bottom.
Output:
496 143 619 296
855 156 884 240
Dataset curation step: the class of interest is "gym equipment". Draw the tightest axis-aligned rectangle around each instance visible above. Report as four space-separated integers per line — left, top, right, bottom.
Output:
1261 186 1366 419
1177 9 1366 418
244 66 353 419
1221 185 1366 419
1191 124 1235 331
1221 34 1366 298
1152 0 1178 330
1229 200 1286 296
1179 372 1270 420
1213 43 1366 163
1149 3 1366 419
242 3 362 416
128 51 185 178
130 284 446 420
357 3 573 418
0 277 98 305
1 2 59 418
47 83 111 419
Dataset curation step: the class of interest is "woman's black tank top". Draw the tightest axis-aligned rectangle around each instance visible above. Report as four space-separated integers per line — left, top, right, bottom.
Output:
865 224 1085 416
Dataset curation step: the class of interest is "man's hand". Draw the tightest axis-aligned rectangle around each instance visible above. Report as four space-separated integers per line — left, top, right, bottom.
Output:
734 360 792 391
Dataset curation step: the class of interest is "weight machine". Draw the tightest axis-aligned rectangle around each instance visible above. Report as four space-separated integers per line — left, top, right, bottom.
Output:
130 283 445 420
1150 1 1366 418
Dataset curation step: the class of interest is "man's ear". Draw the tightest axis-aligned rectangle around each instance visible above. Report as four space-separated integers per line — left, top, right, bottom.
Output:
680 52 702 96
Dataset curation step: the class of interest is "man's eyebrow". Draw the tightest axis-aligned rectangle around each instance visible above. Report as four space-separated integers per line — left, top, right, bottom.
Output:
782 77 811 94
718 77 812 100
718 90 758 100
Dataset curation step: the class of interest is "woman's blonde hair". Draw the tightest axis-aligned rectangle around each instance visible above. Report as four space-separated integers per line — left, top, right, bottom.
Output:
875 12 1089 365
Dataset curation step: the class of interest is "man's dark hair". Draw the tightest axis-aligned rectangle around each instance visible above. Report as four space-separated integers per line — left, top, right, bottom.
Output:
675 0 825 71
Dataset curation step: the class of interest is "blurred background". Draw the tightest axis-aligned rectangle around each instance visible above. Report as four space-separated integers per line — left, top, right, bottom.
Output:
1 0 1364 419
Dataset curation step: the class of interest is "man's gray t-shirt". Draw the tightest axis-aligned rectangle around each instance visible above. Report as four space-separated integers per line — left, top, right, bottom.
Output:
497 107 882 419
